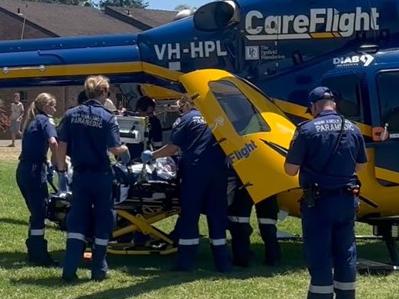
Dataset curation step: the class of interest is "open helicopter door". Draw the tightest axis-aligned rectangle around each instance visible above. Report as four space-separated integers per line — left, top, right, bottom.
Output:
179 69 299 204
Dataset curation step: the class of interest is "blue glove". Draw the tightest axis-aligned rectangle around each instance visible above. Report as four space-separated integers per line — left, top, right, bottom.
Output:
119 149 131 165
58 172 68 193
141 150 154 163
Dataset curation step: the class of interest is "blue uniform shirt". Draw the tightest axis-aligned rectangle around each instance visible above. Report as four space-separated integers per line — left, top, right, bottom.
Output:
286 110 367 189
58 99 121 171
20 114 57 163
170 109 224 166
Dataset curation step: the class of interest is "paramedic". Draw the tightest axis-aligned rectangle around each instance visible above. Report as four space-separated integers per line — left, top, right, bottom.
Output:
16 93 58 266
57 75 128 282
141 94 231 272
284 87 367 299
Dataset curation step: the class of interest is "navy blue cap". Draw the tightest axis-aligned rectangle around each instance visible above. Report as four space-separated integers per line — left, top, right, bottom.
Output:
308 86 335 104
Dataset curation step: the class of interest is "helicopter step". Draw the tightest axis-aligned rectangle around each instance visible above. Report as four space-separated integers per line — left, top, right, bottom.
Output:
362 216 399 267
357 258 399 275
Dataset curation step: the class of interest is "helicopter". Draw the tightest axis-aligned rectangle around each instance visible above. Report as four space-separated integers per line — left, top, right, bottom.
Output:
1 0 399 265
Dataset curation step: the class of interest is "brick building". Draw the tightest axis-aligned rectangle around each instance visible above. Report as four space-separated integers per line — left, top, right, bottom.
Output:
0 0 176 137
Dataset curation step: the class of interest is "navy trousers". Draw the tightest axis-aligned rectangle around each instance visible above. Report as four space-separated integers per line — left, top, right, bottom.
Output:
227 175 281 266
63 171 113 279
301 193 357 299
176 162 231 272
16 161 48 238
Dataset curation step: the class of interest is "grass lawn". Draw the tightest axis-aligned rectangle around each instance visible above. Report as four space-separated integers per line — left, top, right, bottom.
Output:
1 159 399 298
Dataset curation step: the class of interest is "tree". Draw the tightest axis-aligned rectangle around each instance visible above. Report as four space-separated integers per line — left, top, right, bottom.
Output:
174 4 192 11
99 0 148 8
26 0 149 8
28 0 92 5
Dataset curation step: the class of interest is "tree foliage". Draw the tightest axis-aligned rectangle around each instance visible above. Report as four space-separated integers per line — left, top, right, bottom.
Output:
28 0 91 5
174 4 192 11
27 0 148 8
99 0 148 8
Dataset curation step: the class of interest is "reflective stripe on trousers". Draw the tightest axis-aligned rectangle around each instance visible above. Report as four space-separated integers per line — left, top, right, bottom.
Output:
309 284 334 294
95 238 108 246
210 238 226 246
334 281 356 291
178 238 200 246
228 216 250 223
30 229 45 236
257 218 277 225
67 232 86 242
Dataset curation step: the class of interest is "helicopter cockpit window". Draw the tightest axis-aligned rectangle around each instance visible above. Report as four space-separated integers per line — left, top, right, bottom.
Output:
193 1 239 31
322 75 362 121
209 80 270 136
377 71 399 132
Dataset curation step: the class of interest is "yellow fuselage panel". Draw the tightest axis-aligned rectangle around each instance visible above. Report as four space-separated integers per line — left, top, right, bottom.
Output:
179 69 299 203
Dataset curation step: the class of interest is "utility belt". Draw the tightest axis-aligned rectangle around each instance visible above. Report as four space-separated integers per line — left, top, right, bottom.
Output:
74 164 112 174
302 183 360 208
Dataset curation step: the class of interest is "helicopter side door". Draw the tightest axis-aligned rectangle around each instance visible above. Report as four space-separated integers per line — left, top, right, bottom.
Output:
179 69 298 204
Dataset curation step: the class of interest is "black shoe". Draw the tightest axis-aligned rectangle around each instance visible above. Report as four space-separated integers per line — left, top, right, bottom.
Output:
233 258 249 268
28 254 59 267
264 258 281 267
170 265 193 272
62 273 78 283
216 264 232 273
91 272 108 282
26 238 59 267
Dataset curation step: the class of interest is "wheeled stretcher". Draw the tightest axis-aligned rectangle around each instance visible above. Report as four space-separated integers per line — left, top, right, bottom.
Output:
46 158 180 255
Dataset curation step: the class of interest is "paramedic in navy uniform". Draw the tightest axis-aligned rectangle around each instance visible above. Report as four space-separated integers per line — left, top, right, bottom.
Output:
16 93 58 267
57 75 128 282
284 87 367 299
141 94 231 272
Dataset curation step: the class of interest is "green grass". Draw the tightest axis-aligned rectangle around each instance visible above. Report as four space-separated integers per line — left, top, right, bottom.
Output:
1 160 399 298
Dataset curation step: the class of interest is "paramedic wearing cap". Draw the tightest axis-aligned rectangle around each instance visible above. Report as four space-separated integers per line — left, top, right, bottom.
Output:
57 75 128 282
141 95 231 272
284 87 367 299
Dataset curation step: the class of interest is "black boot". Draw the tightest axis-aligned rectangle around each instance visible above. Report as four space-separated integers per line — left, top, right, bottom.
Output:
211 245 232 273
62 238 86 282
335 289 355 299
259 224 281 266
26 238 58 267
91 244 108 281
175 245 198 271
229 223 252 267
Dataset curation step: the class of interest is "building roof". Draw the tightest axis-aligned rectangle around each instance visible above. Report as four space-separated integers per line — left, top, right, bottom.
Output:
0 0 143 36
106 6 177 29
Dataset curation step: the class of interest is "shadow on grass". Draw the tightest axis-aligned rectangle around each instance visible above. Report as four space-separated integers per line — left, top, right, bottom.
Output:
74 241 307 299
0 217 28 226
4 239 396 298
10 276 92 287
0 250 66 270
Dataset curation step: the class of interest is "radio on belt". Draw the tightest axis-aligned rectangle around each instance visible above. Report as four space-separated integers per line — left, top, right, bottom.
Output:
116 116 148 144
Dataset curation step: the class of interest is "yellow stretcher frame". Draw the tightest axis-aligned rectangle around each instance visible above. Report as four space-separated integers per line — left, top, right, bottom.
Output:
108 210 178 255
